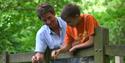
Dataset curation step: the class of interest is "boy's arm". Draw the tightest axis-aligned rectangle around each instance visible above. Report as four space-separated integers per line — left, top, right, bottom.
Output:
69 36 93 52
58 42 72 53
58 31 73 53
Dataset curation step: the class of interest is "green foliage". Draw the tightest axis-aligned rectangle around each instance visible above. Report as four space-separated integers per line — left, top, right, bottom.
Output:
0 0 125 53
0 0 40 53
77 0 125 45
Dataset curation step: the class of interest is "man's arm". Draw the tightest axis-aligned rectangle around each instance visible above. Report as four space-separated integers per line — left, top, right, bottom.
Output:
33 31 47 63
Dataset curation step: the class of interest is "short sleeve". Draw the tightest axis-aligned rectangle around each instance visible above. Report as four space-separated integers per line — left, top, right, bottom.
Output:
35 32 47 53
86 15 98 36
63 25 72 47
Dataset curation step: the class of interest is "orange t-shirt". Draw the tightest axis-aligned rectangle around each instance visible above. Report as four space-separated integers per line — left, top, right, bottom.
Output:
64 14 99 46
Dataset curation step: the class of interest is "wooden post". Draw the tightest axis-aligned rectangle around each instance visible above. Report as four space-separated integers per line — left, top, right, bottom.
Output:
44 47 51 63
1 52 9 63
103 27 110 63
115 56 124 63
94 27 109 63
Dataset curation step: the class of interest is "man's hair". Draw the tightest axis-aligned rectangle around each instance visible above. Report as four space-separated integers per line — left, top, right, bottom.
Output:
37 3 55 20
61 4 80 21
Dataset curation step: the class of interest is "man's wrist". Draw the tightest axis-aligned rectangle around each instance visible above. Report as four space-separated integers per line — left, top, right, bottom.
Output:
35 52 44 54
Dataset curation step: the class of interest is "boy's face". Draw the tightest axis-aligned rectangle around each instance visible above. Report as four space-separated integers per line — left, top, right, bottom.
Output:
66 16 79 26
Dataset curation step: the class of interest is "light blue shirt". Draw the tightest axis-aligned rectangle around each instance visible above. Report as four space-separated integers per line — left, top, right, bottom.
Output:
35 17 66 53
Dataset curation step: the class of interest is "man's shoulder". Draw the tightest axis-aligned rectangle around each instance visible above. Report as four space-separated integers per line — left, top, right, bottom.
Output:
57 17 66 23
56 17 66 27
37 25 49 35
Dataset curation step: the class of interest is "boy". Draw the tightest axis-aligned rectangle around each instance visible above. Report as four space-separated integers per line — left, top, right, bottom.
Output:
52 3 99 63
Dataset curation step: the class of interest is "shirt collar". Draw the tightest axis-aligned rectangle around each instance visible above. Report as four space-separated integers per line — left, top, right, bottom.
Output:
48 17 62 34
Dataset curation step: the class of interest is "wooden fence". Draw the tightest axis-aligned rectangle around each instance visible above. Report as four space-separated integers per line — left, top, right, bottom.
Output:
0 27 125 63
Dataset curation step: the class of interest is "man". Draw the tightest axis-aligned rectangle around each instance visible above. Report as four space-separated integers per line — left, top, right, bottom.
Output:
52 3 99 63
32 3 66 63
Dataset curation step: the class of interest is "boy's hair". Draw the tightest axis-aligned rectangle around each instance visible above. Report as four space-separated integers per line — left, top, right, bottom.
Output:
37 3 55 20
61 4 80 21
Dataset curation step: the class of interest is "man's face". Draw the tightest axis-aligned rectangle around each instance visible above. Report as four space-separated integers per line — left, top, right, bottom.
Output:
41 12 57 28
66 16 79 26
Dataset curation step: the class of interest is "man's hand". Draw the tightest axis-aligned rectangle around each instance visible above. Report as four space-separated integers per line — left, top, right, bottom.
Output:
51 49 61 59
32 52 44 63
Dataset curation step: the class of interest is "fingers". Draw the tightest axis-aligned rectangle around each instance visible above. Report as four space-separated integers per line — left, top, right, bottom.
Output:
32 53 43 63
32 56 38 63
69 48 73 52
69 48 76 55
51 50 56 58
32 55 36 61
69 47 76 53
51 50 60 59
51 50 58 59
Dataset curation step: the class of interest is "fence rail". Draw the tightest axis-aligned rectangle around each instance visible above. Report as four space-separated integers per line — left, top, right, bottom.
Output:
0 27 125 63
